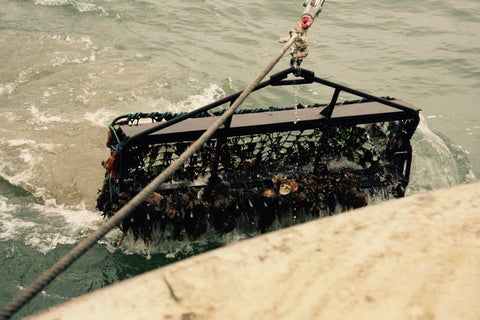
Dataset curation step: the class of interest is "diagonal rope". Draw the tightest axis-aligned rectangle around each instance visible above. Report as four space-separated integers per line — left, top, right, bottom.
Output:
0 29 303 320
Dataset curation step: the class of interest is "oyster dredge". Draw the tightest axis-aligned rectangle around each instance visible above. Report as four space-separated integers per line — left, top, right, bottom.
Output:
96 69 420 244
96 3 420 244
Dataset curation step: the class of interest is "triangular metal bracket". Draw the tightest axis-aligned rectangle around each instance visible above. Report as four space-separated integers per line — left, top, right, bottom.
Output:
320 88 340 119
269 67 315 86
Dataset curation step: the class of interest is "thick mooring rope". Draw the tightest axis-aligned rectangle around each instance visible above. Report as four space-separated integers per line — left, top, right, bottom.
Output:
0 26 307 320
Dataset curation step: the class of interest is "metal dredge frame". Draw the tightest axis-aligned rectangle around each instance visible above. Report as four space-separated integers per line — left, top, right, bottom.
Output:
111 67 420 185
98 67 420 241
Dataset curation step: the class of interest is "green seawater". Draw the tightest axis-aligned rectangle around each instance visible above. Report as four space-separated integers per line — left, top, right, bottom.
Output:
0 0 478 318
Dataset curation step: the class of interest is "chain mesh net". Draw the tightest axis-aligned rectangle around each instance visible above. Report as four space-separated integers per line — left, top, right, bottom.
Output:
97 113 416 244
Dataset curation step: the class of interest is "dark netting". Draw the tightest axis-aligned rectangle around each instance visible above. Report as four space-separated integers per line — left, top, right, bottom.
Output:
97 115 416 244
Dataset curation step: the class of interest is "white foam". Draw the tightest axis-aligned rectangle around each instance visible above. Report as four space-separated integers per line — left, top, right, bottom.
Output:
24 233 78 255
36 200 103 232
34 0 108 16
0 111 18 122
0 217 35 241
27 105 65 124
39 34 93 47
0 200 36 241
50 50 96 67
83 108 118 127
6 138 61 153
0 139 63 200
80 36 93 46
1 140 42 187
0 196 17 214
173 83 226 113
6 138 34 147
75 87 97 105
0 83 16 96
0 67 33 96
33 0 70 5
0 195 106 254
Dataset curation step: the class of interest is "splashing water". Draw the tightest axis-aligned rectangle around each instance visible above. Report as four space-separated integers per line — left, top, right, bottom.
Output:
407 114 476 194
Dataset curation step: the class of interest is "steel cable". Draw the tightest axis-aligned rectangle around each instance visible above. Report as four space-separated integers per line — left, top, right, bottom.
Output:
0 31 301 320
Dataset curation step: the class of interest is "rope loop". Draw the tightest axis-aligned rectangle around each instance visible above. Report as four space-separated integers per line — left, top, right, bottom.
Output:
279 20 309 72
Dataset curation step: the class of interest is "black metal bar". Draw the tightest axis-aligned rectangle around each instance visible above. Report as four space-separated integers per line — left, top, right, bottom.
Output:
117 79 273 180
321 88 340 119
116 69 309 179
119 78 272 150
116 67 420 182
310 75 419 119
270 67 314 85
404 145 413 184
210 103 234 177
271 68 419 120
270 79 314 86
122 108 416 146
118 67 418 150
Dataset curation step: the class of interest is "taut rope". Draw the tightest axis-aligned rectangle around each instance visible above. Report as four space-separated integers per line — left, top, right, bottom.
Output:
0 5 324 318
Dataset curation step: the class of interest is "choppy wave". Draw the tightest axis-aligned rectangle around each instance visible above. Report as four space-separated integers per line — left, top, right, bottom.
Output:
0 190 229 258
0 197 35 240
0 32 99 100
170 83 226 113
34 0 108 15
0 138 60 197
0 195 108 254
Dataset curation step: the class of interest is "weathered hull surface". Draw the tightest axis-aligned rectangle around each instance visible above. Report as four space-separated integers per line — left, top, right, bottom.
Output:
31 181 480 320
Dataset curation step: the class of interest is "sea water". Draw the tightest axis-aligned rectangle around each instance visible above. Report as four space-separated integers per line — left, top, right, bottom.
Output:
0 0 479 318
